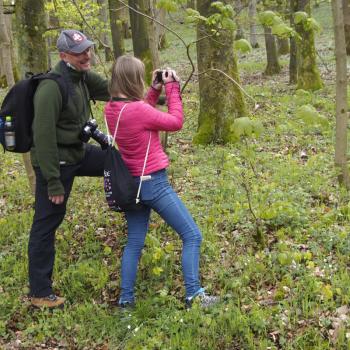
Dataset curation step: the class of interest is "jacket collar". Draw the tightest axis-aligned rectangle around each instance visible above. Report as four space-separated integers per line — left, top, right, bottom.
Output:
53 61 86 83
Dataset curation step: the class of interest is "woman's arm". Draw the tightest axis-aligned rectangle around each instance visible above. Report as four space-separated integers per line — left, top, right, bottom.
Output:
141 82 183 131
145 86 162 107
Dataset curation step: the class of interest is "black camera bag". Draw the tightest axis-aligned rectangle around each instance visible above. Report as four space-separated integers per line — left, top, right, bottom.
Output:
0 72 68 153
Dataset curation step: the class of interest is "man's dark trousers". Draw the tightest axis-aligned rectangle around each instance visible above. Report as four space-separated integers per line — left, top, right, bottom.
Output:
28 144 106 297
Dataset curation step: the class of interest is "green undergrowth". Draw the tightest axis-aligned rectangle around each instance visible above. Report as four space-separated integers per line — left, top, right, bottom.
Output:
1 2 350 349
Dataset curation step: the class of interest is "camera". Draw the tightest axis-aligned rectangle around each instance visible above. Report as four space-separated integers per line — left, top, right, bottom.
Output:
80 119 110 149
155 70 169 84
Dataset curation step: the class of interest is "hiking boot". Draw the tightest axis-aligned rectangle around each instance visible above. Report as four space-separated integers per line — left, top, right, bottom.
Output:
30 294 65 309
185 288 220 309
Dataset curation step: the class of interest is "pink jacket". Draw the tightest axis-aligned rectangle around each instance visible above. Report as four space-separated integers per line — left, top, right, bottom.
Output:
104 82 183 176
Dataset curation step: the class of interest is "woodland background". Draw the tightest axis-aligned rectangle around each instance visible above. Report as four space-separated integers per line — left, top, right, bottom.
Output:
1 0 350 349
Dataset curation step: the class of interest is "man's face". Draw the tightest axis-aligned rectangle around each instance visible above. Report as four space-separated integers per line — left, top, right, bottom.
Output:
59 47 92 72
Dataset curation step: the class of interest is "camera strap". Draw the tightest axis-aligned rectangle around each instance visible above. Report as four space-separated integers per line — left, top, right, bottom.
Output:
104 103 151 204
82 74 96 120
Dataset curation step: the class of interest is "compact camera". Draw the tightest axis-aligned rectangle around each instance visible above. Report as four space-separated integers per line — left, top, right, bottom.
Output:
80 119 110 149
155 70 169 84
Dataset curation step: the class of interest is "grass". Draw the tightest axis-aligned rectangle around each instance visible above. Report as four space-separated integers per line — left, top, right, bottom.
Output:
1 2 350 349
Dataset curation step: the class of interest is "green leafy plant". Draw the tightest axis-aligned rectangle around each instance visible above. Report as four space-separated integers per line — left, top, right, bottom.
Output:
234 39 252 53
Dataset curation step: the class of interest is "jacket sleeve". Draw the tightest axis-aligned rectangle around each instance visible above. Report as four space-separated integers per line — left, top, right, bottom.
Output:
85 71 110 101
141 82 183 131
145 86 161 107
33 80 65 196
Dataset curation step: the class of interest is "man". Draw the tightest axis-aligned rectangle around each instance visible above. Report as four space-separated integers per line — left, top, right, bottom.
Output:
28 30 110 308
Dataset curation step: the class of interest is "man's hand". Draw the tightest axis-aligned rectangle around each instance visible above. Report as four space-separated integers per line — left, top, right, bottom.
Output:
49 195 65 205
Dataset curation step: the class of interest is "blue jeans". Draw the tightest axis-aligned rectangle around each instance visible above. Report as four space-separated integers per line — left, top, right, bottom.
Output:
119 169 203 303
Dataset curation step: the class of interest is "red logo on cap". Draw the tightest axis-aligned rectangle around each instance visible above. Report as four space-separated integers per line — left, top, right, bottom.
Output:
72 33 83 42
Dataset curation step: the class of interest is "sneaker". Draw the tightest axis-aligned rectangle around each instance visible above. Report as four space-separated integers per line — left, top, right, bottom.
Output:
185 288 220 309
30 294 65 309
118 301 135 310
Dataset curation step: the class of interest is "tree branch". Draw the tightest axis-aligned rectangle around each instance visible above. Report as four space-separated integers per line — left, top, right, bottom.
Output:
197 68 257 105
70 0 110 77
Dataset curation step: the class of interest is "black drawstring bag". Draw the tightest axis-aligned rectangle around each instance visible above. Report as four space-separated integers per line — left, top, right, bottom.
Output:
103 146 143 212
103 104 151 212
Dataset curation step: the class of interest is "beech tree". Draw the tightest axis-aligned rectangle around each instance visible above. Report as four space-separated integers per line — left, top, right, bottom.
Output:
128 0 153 83
0 0 14 88
343 0 350 54
146 0 160 69
194 0 247 144
290 0 298 83
15 0 48 76
263 25 281 75
15 0 48 194
109 0 125 58
294 1 323 90
234 0 245 39
277 37 289 55
157 6 168 49
332 0 350 187
259 10 283 76
248 0 259 48
97 0 113 61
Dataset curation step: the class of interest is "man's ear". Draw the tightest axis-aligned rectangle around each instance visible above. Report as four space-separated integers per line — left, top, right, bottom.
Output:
59 52 67 61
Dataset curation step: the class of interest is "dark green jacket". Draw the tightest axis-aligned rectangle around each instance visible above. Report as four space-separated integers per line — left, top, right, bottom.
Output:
31 61 109 196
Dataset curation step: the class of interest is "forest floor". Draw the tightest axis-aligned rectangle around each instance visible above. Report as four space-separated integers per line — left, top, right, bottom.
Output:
1 2 350 349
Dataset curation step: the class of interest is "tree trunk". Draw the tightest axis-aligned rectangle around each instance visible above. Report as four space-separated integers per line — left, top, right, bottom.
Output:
121 5 131 38
277 37 290 55
97 0 113 61
234 0 245 40
194 0 247 145
15 0 48 76
249 0 259 48
295 0 323 90
0 0 14 87
289 0 298 84
264 26 281 75
343 0 350 54
146 0 160 69
332 0 350 188
129 0 152 84
109 0 125 58
188 0 196 8
157 7 168 50
16 0 49 195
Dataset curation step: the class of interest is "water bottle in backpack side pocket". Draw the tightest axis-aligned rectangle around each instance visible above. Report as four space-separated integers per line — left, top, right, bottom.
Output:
4 116 15 151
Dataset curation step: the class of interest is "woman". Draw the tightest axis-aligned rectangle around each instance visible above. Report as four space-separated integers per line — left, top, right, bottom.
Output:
104 55 218 308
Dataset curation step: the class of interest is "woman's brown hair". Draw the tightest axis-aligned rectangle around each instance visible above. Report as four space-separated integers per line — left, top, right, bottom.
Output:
109 55 145 100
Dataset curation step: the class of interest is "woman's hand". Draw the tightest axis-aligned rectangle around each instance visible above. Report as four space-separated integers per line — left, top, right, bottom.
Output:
163 69 180 84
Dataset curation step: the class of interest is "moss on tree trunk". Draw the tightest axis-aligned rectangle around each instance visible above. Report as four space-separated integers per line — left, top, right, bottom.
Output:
297 28 323 90
295 0 323 90
194 0 247 145
15 0 48 76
